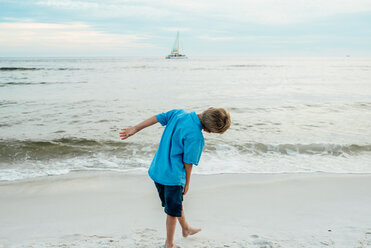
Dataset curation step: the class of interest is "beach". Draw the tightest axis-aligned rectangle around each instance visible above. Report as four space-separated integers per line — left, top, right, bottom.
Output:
1 172 370 247
1 0 371 243
1 57 370 247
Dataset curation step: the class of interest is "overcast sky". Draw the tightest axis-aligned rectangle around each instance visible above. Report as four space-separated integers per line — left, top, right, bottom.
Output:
1 0 371 56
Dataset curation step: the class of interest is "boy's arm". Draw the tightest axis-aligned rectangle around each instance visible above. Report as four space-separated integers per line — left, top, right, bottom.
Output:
183 162 193 195
120 115 158 140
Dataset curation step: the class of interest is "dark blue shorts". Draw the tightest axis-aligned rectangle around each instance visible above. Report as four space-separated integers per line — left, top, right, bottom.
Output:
154 182 183 217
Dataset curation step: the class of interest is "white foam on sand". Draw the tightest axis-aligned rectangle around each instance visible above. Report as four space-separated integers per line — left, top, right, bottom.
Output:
7 230 371 248
0 172 371 248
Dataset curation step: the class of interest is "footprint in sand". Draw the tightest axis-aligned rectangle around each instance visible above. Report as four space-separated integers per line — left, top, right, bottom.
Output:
131 228 163 248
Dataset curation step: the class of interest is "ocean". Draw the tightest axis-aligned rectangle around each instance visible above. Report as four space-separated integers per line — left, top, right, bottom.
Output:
0 56 370 181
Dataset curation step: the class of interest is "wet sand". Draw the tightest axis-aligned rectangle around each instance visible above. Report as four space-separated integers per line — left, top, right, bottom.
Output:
0 172 370 247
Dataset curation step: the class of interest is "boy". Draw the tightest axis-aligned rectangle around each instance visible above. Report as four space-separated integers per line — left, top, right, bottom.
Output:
120 108 231 248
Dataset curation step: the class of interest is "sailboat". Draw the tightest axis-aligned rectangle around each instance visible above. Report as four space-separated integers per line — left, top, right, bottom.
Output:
165 31 187 59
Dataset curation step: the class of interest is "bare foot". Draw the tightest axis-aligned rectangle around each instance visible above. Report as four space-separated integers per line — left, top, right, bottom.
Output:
182 226 202 237
164 241 176 248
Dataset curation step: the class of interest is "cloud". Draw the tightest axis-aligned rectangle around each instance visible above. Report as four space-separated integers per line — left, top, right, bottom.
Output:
1 1 370 55
1 17 35 22
34 0 371 25
216 0 371 24
34 0 179 20
0 22 153 54
198 35 235 41
161 27 191 32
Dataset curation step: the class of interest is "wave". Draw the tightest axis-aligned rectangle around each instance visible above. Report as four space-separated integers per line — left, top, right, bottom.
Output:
0 67 81 71
222 143 371 156
0 100 17 106
0 138 156 163
228 102 371 113
0 67 39 71
228 64 266 68
0 81 87 87
1 138 370 164
227 64 283 68
1 138 370 181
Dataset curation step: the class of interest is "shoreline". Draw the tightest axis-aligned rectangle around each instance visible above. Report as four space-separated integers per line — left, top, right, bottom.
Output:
1 172 370 247
2 169 371 185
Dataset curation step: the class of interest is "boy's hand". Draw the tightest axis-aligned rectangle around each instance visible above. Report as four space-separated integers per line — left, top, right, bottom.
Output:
120 126 137 140
183 184 189 195
119 116 158 140
183 163 192 195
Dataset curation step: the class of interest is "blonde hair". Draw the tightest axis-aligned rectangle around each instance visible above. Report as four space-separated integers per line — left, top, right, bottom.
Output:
201 108 231 134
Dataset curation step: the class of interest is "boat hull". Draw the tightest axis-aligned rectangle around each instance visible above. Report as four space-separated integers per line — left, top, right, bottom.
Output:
165 54 188 59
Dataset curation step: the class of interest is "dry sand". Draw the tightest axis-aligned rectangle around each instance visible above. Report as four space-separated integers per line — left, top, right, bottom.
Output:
0 172 370 247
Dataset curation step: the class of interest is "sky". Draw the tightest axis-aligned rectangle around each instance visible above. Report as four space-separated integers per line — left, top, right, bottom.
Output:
1 0 371 56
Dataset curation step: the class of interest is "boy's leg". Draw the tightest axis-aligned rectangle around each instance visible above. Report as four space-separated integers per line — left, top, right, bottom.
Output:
166 215 177 248
177 210 202 237
161 185 200 246
160 184 183 247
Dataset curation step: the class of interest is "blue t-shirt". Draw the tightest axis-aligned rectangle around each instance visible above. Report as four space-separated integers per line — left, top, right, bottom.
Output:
148 109 204 186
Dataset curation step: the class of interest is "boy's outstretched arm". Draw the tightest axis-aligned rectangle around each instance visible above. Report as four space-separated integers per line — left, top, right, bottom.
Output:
120 115 158 140
183 163 193 195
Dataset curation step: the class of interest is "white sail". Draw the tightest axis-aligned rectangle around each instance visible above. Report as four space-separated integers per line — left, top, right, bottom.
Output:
171 32 180 54
166 31 187 59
